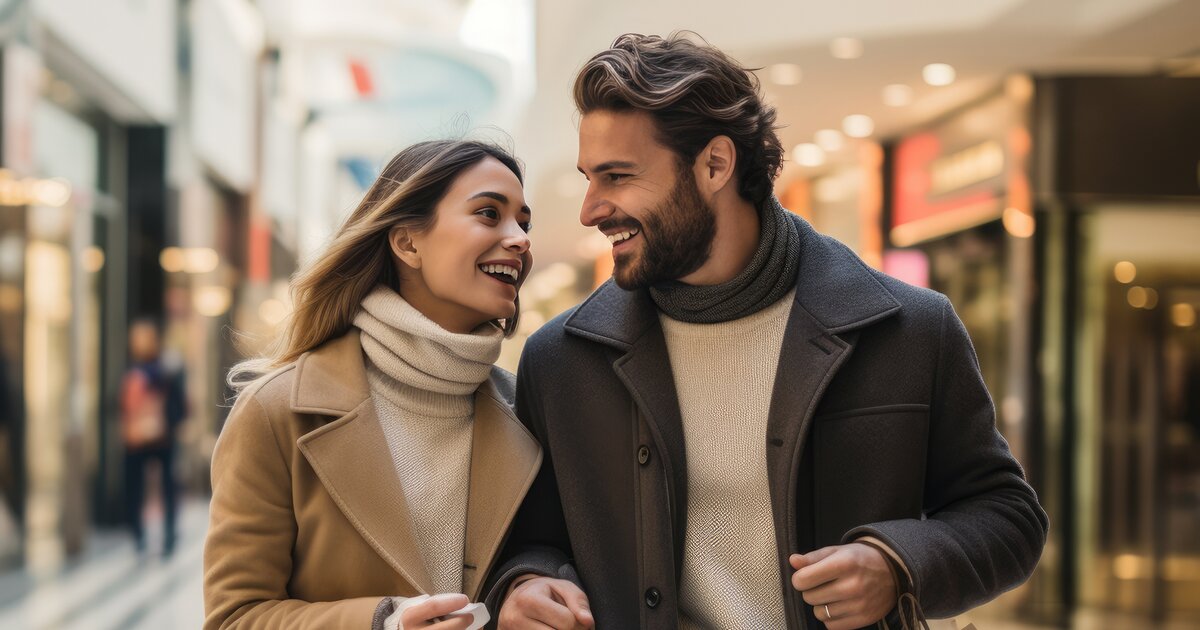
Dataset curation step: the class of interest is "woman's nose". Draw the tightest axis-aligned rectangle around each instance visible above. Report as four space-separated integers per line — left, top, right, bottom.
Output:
503 224 530 254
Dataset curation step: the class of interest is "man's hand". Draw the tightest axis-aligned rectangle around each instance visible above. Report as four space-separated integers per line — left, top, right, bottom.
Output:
790 543 897 630
497 576 594 630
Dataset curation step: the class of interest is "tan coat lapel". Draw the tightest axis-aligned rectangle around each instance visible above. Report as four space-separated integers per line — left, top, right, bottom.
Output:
289 331 542 600
462 379 542 599
292 331 437 594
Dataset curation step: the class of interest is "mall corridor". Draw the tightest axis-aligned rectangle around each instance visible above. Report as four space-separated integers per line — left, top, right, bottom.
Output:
0 501 207 630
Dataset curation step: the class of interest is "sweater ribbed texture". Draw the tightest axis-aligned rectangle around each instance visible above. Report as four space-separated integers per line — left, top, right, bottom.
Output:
353 285 503 595
660 290 795 630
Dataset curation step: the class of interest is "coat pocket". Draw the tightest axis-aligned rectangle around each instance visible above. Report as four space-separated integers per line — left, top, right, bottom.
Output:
811 404 930 545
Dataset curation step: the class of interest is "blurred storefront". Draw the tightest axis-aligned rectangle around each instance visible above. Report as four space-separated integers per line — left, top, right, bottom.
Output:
0 0 179 572
883 75 1200 627
1035 76 1200 626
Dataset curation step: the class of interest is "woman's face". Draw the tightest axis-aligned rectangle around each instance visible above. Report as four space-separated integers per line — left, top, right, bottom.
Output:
395 156 533 333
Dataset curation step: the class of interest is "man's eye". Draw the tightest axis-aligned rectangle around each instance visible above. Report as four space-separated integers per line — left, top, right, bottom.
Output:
607 173 629 183
477 208 500 220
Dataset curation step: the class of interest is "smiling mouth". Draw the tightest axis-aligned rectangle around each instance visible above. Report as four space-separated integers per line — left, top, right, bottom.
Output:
479 263 519 286
607 227 640 246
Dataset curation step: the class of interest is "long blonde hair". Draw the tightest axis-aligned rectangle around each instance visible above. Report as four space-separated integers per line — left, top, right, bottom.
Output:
228 140 525 391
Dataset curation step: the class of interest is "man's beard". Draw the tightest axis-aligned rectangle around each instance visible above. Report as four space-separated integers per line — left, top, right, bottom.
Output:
609 167 717 290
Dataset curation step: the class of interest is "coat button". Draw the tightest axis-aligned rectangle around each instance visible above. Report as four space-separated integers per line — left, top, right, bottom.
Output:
644 587 661 608
637 445 651 465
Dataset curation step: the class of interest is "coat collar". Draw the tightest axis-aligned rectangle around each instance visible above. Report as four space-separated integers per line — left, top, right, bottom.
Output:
564 213 900 346
290 330 540 599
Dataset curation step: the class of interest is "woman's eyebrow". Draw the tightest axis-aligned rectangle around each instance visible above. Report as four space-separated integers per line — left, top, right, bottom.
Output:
468 191 509 204
469 191 530 214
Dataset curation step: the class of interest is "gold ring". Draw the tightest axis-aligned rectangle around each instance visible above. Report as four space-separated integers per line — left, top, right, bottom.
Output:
824 604 833 620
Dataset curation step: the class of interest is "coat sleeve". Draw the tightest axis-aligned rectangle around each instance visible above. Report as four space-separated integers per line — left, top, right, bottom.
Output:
844 296 1049 618
203 388 385 630
481 349 580 621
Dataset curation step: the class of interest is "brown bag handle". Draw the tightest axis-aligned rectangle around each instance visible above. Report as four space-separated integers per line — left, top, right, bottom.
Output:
856 538 930 630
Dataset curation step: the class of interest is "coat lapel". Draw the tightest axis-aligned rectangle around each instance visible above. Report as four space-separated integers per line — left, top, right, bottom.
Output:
613 324 688 566
768 216 901 625
462 376 542 599
565 284 689 568
292 331 437 595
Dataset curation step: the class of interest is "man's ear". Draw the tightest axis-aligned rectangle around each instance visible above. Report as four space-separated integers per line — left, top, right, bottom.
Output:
389 226 421 269
694 135 737 195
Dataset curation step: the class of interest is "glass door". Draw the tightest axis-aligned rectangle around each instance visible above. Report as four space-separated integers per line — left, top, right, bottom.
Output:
1076 207 1200 624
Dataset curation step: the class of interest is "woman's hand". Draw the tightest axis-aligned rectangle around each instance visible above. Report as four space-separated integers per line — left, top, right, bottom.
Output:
398 593 477 629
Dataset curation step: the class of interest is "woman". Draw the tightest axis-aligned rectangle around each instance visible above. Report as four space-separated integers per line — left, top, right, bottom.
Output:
205 140 538 630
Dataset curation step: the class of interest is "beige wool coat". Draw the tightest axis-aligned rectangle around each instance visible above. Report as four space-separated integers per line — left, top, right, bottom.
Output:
203 331 541 629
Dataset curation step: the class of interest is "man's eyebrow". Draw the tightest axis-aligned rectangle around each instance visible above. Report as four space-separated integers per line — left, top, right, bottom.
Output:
577 161 638 175
468 191 531 214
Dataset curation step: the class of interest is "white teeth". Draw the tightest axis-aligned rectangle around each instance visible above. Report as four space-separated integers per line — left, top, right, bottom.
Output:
606 228 639 244
480 264 519 280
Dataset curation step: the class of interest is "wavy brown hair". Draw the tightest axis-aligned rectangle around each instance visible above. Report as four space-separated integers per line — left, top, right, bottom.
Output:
228 139 525 391
573 32 784 205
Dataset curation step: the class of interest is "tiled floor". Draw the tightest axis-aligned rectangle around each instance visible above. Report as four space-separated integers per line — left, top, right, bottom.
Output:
0 499 207 630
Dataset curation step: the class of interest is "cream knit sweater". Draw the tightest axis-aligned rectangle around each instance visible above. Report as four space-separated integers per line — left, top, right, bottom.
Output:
660 290 795 630
352 286 503 597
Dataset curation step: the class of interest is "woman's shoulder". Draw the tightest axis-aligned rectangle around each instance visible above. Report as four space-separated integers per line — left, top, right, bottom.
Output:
234 362 300 410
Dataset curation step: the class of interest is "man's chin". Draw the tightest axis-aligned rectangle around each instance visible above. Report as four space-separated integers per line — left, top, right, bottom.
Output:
611 264 646 291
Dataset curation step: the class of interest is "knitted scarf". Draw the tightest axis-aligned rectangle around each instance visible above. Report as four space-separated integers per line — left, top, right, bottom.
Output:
352 285 502 398
650 197 801 323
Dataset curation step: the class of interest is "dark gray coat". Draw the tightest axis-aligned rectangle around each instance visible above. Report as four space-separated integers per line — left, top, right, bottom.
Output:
489 215 1048 629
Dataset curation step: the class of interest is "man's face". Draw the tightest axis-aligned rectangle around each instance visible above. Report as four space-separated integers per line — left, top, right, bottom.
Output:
577 110 716 290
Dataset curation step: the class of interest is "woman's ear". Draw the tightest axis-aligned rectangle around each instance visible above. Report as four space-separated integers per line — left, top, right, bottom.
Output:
389 226 421 269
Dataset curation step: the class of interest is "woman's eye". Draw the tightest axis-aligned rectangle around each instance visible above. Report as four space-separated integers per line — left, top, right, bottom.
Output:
519 221 533 233
477 208 500 220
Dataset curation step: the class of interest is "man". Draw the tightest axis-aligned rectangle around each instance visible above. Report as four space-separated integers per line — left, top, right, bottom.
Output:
490 33 1047 629
121 318 188 556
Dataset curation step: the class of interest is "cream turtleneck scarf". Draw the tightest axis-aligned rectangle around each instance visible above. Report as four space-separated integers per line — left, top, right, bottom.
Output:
352 285 503 595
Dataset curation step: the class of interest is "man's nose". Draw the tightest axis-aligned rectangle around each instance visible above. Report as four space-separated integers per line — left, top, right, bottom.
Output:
580 186 612 227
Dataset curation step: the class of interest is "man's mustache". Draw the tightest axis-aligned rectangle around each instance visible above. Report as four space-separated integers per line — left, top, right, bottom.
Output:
597 218 643 234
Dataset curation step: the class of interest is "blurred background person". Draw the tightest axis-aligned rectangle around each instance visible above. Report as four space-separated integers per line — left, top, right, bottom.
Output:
120 318 188 557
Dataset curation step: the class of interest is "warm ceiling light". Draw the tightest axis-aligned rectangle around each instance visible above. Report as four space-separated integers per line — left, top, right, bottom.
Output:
1127 286 1148 309
883 84 913 107
814 129 844 152
160 247 185 273
792 143 826 167
830 38 863 60
768 63 802 86
194 285 232 318
184 247 220 274
1172 303 1197 328
842 114 875 138
923 63 956 86
81 246 105 273
1113 261 1137 284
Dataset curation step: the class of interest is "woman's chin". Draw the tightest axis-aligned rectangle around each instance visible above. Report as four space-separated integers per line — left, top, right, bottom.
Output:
477 302 516 325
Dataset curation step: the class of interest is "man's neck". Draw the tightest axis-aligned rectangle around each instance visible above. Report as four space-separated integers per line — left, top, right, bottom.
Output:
678 196 760 286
